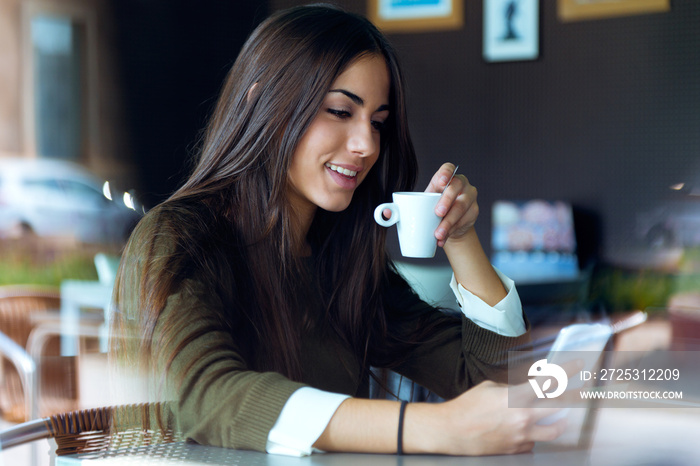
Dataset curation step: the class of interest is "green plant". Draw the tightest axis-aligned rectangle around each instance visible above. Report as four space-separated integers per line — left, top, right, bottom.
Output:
589 266 675 313
0 238 105 286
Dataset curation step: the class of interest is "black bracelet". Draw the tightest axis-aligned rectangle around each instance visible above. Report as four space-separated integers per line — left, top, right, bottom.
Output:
397 400 408 455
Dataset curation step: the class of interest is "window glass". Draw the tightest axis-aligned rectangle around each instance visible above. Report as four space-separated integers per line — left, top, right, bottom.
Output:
31 15 85 160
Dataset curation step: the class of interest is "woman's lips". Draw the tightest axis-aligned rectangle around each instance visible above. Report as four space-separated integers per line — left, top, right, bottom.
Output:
325 162 359 177
325 162 358 189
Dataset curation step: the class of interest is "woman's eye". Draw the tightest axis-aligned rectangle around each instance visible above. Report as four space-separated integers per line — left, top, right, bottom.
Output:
327 108 351 119
371 120 385 132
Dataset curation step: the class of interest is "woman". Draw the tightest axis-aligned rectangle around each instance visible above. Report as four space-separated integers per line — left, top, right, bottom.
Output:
111 4 564 457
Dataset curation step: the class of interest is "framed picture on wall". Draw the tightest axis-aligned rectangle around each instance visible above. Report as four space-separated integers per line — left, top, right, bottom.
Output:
368 0 464 33
558 0 670 22
483 0 539 62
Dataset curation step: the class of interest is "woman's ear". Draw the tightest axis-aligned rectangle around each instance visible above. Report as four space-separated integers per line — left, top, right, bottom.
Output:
246 82 259 102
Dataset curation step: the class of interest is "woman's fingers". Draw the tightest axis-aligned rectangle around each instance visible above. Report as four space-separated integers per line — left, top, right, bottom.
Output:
425 162 458 194
441 381 568 456
423 163 481 246
435 178 478 246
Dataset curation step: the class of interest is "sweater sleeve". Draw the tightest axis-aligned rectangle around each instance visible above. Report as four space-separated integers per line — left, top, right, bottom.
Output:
112 207 309 452
150 278 306 452
376 266 531 401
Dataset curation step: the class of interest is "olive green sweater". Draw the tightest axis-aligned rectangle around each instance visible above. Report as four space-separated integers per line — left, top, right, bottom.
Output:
115 209 530 453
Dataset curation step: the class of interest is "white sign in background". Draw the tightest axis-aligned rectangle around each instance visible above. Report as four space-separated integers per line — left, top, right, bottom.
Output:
484 0 539 62
379 0 453 21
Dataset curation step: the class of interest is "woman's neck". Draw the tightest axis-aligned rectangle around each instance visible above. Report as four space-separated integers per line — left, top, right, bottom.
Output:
289 204 315 257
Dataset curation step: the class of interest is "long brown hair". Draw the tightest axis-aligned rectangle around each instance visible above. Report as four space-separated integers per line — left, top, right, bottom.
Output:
111 4 418 383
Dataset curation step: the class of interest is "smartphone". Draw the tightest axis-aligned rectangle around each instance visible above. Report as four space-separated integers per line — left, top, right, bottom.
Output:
536 322 612 425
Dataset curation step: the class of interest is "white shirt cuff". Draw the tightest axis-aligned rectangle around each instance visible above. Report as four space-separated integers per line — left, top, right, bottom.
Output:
266 387 350 456
449 268 526 337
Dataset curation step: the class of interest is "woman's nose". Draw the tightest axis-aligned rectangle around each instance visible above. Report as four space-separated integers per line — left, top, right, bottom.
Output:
347 122 377 157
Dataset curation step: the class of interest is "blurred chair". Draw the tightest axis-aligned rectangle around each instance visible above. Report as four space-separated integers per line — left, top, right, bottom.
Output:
94 252 120 287
0 402 182 457
0 330 35 424
94 252 120 352
0 254 120 423
59 253 119 356
0 286 78 422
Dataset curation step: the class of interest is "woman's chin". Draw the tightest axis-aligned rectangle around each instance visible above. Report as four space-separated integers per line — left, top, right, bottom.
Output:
319 197 353 213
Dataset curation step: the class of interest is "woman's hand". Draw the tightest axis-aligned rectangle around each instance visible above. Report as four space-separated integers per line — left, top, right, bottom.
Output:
404 380 567 456
425 162 478 248
315 380 566 455
425 162 507 305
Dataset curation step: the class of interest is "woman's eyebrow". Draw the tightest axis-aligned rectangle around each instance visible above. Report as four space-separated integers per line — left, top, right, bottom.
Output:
329 89 389 112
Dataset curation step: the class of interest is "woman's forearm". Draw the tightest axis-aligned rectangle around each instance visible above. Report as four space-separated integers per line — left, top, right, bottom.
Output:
312 398 403 453
313 382 566 456
312 398 439 454
443 227 506 306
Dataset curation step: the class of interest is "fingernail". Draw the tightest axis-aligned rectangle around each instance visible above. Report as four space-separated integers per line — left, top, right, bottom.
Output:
435 228 446 240
436 205 447 216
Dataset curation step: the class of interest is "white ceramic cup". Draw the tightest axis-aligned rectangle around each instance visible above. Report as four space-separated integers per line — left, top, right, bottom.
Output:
374 192 442 258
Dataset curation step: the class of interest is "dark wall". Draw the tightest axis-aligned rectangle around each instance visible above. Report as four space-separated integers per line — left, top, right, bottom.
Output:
109 0 268 206
273 0 700 267
112 0 700 269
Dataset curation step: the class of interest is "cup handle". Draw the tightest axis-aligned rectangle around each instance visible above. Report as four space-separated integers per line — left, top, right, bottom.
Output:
374 203 399 227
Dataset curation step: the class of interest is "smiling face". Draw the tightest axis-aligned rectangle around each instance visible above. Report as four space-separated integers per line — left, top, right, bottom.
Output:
287 54 391 225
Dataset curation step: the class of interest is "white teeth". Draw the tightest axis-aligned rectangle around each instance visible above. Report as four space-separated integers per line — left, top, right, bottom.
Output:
325 163 358 177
